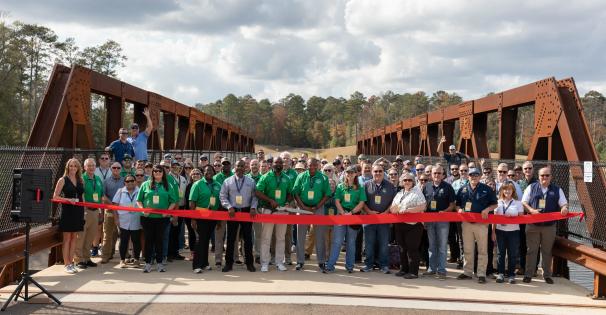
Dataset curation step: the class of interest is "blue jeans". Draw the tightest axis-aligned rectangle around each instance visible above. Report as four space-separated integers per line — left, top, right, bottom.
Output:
363 224 390 269
162 220 171 259
426 221 449 274
326 225 358 271
496 229 519 277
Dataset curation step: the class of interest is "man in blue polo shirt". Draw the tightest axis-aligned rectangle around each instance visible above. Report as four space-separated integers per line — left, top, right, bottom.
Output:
456 168 497 284
422 165 456 279
106 128 135 164
128 107 154 162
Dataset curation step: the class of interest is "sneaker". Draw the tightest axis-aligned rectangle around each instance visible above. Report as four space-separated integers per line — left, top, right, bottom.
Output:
403 273 419 279
193 268 203 274
478 276 486 284
132 260 141 268
508 277 516 284
523 276 532 283
295 263 304 271
143 263 152 273
204 266 212 271
360 266 372 272
157 263 166 272
544 277 554 284
120 260 127 268
85 260 97 267
69 264 78 273
381 267 391 274
322 268 335 274
64 265 76 274
261 264 269 272
277 264 287 272
285 257 293 265
318 263 325 271
437 272 446 280
347 268 354 273
496 274 504 283
422 271 436 276
487 273 497 279
76 262 88 269
395 270 407 277
457 274 472 280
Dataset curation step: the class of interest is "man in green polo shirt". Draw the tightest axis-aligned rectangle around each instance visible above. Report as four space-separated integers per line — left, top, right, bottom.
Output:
75 158 104 269
256 157 292 272
280 151 297 265
119 154 136 177
292 157 330 270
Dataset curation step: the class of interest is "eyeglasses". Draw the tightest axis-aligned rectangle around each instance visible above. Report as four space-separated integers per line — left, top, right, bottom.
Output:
507 174 515 178
419 179 428 182
324 169 333 172
483 171 491 174
111 166 121 169
373 170 383 173
498 170 507 174
213 164 221 167
184 166 193 170
152 170 162 173
415 169 423 172
100 157 109 160
539 174 551 177
389 173 398 176
191 173 202 176
135 174 145 177
125 180 135 183
119 132 128 135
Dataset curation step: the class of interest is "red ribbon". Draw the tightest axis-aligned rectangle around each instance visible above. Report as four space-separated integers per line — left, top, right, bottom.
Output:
52 199 581 225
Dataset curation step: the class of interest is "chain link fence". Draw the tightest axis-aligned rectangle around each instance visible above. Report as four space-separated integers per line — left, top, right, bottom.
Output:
356 154 606 248
0 146 252 240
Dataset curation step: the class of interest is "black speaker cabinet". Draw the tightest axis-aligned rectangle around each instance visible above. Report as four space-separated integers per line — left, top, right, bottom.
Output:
11 168 53 223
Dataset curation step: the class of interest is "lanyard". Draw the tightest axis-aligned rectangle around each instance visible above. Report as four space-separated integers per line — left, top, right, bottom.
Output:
501 199 513 215
308 172 317 190
125 189 136 204
431 183 441 201
86 174 96 192
275 172 282 189
100 168 109 180
235 176 245 194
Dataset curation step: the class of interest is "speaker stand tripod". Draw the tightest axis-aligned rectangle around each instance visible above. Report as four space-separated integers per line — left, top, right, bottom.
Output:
1 222 61 311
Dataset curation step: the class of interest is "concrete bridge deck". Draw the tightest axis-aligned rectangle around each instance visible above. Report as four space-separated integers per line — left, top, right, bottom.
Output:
1 255 605 315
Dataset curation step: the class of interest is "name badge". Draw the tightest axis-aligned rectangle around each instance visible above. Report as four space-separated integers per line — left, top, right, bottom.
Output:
344 193 351 203
430 200 437 210
328 208 335 215
374 195 381 204
538 199 546 209
152 195 160 204
235 195 243 205
210 196 216 207
307 191 315 200
275 190 282 199
465 202 472 212
92 193 99 202
179 190 184 198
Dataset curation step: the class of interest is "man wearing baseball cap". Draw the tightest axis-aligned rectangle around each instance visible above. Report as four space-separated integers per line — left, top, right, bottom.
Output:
438 136 470 176
127 107 154 162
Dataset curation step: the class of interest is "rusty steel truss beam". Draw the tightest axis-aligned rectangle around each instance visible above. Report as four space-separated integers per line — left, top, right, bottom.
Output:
27 64 254 152
356 76 605 247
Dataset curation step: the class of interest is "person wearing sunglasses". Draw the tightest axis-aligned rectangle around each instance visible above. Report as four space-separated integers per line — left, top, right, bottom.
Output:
74 158 104 270
167 160 188 262
456 168 498 284
105 128 135 165
521 167 568 285
113 175 141 268
421 165 456 280
183 168 202 262
449 164 469 269
445 165 460 184
135 169 147 186
246 158 262 262
95 152 112 182
137 165 178 273
387 168 400 188
413 163 425 176
190 165 220 273
389 172 426 279
438 136 471 176
99 162 125 264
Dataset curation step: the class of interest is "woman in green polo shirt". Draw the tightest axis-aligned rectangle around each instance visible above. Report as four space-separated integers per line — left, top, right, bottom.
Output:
190 165 221 273
137 164 177 273
324 166 367 273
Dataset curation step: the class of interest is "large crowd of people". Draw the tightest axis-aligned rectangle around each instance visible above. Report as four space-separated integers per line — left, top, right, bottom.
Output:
52 119 569 286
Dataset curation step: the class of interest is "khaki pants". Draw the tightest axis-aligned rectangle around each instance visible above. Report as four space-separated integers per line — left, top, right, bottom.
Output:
261 209 287 265
462 222 488 277
214 220 238 264
525 224 556 278
101 211 119 261
74 209 99 263
253 222 262 259
305 225 316 256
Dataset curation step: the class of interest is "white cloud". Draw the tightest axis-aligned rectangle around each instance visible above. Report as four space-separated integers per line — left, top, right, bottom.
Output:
2 0 606 105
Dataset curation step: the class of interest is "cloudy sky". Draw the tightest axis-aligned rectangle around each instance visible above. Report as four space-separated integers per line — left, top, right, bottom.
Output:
3 0 606 105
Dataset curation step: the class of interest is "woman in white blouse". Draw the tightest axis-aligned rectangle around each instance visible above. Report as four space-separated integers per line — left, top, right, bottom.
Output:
492 182 524 284
389 172 426 279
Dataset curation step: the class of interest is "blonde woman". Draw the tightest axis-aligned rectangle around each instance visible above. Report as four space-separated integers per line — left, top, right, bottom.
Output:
493 182 524 284
53 158 85 274
389 172 426 279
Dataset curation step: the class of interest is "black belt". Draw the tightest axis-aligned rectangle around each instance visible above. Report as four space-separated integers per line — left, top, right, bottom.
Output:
234 207 251 213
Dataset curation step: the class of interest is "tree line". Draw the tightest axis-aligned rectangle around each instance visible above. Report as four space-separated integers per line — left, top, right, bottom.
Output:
0 18 126 146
